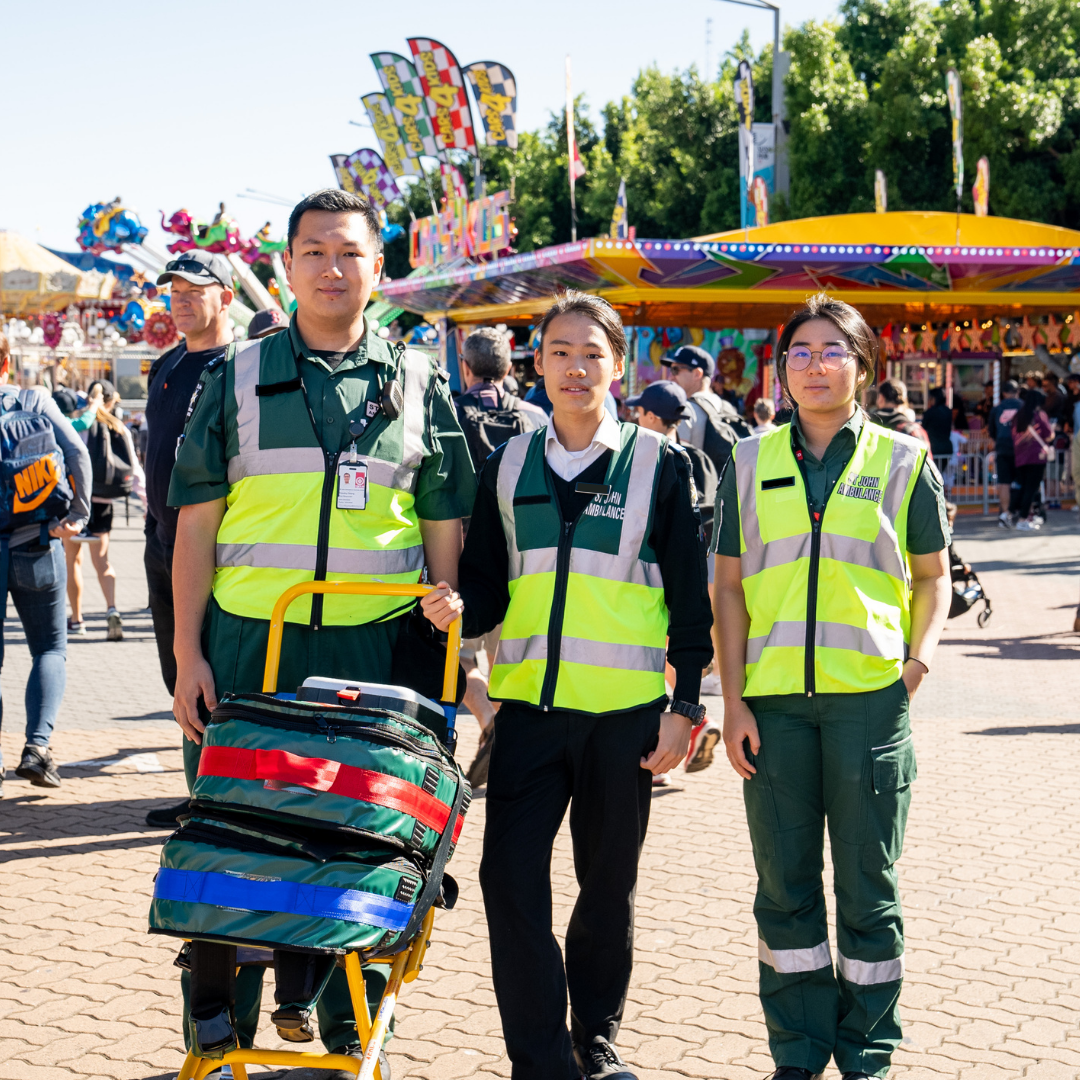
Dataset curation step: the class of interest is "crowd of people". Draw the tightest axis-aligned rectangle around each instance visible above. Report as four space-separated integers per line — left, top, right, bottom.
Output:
0 186 1069 1080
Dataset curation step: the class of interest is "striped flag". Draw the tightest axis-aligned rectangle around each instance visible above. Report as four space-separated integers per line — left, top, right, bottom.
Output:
609 179 627 239
371 52 440 160
464 61 518 149
344 149 402 212
407 37 477 154
361 92 419 178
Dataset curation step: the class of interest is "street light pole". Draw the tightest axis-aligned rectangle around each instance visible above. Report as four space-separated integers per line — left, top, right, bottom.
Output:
712 0 789 198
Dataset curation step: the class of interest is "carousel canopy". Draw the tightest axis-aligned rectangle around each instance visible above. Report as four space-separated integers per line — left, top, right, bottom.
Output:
375 212 1080 327
0 231 113 314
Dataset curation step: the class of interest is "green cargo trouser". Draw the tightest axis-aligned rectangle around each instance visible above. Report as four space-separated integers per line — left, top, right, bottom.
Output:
743 678 916 1077
180 598 401 1052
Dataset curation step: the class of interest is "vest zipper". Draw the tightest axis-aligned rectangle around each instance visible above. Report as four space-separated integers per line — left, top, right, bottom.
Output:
310 448 341 629
805 512 822 696
539 518 577 711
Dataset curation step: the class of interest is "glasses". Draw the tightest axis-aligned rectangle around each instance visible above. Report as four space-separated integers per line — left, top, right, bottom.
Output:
784 346 855 371
166 259 208 273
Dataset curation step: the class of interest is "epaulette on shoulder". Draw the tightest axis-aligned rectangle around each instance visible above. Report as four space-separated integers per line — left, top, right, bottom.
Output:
204 355 226 374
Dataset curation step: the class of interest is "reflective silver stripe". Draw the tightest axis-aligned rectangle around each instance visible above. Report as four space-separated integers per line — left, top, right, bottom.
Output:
520 546 557 576
734 437 763 570
818 531 906 582
494 635 665 672
740 532 810 578
216 542 424 575
876 436 922 587
232 340 263 457
746 620 904 664
571 548 665 589
227 448 417 492
497 430 540 581
746 620 805 663
399 347 431 470
619 427 663 559
837 951 904 985
758 939 832 974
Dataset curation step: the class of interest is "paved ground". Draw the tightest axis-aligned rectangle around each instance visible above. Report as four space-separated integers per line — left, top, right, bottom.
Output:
0 511 1077 1079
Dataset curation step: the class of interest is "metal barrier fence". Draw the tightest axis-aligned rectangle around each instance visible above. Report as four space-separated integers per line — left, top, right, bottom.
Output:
936 450 1077 513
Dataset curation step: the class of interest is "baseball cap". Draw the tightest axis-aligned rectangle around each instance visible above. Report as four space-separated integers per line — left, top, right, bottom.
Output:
247 308 290 340
157 251 233 290
662 345 715 379
626 380 692 423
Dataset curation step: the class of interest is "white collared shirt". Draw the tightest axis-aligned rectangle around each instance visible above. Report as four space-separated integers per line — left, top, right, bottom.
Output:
544 410 622 481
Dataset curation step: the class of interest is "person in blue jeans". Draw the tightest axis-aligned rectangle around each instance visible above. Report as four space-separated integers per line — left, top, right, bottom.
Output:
0 332 92 796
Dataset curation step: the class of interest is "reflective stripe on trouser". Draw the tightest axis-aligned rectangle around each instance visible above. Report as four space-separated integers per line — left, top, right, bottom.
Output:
742 680 914 1075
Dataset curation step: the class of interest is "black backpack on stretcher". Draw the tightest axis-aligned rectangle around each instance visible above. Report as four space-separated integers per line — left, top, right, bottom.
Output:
148 582 470 1078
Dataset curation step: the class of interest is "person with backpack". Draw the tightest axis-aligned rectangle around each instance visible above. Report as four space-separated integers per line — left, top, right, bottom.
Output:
64 381 141 641
454 327 546 786
1011 387 1054 531
0 331 92 794
869 377 930 448
988 380 1024 528
662 345 749 469
423 291 713 1080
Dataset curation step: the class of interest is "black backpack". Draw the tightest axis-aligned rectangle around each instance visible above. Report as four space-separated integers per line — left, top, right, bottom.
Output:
88 418 134 499
0 391 74 535
690 395 744 473
456 386 544 471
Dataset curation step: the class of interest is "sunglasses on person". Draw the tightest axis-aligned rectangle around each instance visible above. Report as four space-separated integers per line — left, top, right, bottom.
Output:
784 345 855 371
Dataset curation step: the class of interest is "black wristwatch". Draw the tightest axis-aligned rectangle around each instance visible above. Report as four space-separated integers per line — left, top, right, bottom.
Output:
670 700 707 723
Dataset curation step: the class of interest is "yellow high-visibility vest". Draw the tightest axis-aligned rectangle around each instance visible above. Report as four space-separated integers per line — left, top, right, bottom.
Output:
734 420 925 696
212 331 434 626
488 423 670 713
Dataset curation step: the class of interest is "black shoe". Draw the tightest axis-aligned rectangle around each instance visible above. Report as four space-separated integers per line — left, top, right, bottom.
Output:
145 799 190 828
329 1044 391 1080
575 1038 637 1079
15 745 61 788
841 1074 874 1079
771 1069 824 1080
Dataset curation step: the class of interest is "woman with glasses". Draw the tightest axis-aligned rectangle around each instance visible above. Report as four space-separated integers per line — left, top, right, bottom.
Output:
710 294 952 1080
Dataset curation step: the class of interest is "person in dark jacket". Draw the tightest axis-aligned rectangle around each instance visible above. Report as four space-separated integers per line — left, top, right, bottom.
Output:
921 386 953 459
988 380 1023 527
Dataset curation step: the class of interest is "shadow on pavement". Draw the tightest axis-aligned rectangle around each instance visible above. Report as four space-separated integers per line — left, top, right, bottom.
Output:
949 632 1080 661
0 794 187 862
112 710 176 722
967 723 1080 736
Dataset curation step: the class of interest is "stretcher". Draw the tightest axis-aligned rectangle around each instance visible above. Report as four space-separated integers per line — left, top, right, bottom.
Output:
175 580 462 1080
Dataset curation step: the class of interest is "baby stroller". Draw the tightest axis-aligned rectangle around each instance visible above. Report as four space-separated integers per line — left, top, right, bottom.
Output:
948 545 992 627
150 581 469 1080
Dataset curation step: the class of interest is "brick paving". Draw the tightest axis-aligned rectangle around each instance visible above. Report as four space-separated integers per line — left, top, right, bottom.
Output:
0 512 1077 1079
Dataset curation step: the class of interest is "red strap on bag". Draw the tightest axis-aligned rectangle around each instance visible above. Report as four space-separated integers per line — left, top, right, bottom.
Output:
199 746 464 842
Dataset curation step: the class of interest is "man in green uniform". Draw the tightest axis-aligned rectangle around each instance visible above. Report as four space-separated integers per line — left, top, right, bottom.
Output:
166 188 476 1069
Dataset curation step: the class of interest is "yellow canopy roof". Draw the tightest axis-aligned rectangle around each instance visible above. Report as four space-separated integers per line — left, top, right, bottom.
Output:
699 211 1080 250
0 231 104 314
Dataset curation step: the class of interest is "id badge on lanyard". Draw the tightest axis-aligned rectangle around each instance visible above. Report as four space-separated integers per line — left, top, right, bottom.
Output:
336 442 368 509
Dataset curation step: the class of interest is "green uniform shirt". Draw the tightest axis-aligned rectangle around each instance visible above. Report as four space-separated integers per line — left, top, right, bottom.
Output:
710 409 950 557
168 320 476 520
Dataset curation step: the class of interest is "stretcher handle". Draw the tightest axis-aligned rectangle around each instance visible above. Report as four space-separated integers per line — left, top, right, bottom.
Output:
262 582 461 705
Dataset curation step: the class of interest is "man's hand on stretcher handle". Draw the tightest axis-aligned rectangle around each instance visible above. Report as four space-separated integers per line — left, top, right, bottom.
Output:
420 581 463 632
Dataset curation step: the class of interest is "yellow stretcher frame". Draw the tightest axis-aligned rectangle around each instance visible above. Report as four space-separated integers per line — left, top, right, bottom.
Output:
176 581 462 1080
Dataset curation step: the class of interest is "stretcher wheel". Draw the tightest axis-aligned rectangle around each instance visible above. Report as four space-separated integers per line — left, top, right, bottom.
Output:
977 606 992 628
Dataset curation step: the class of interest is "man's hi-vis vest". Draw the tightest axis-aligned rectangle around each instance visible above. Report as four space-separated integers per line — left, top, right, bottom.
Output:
488 423 669 714
213 333 434 627
735 420 926 696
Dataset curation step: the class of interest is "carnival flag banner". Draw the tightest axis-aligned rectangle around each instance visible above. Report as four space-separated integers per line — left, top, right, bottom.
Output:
361 92 419 178
440 163 469 203
735 60 755 230
751 176 769 227
330 154 361 195
345 149 402 212
464 62 518 149
407 37 477 154
973 156 990 216
609 179 628 240
875 170 887 213
371 52 440 160
946 68 964 206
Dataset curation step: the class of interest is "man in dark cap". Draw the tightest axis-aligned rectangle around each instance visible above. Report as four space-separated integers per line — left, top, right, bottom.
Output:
662 345 747 473
247 307 289 340
144 251 235 828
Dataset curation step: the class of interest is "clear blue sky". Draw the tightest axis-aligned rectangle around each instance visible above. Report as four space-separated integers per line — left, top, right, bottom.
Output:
3 0 838 254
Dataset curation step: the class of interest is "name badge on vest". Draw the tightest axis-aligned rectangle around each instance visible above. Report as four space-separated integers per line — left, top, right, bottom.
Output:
336 462 369 509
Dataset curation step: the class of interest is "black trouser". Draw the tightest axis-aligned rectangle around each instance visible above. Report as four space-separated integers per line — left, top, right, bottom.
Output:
143 522 176 696
479 702 661 1080
1012 462 1046 517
